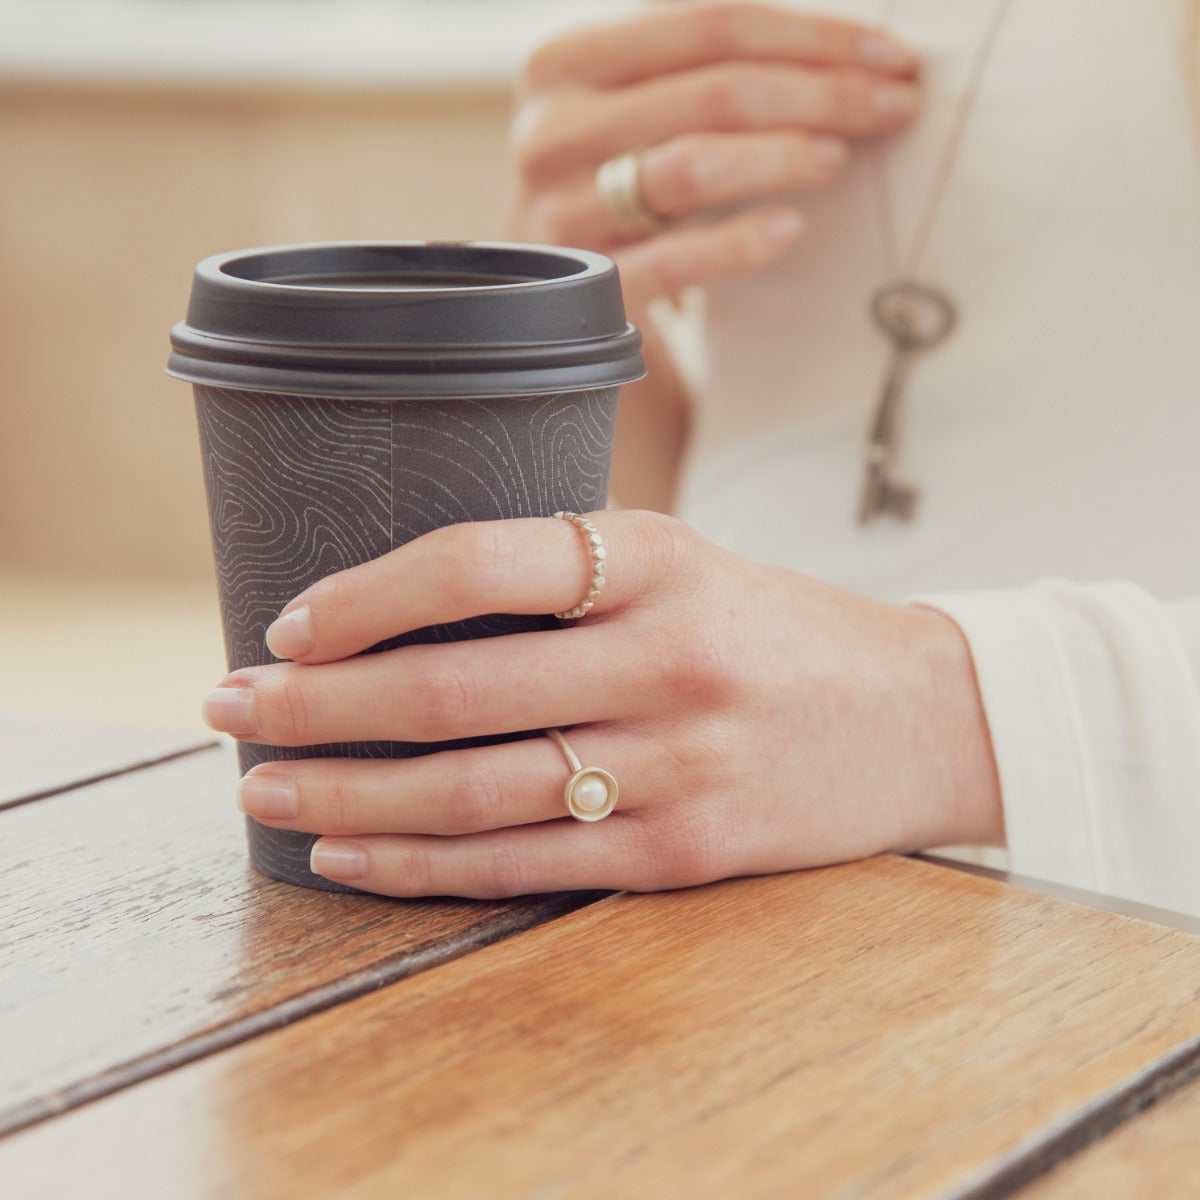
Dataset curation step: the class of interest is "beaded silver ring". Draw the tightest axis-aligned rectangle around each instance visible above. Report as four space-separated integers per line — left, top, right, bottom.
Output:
552 511 606 620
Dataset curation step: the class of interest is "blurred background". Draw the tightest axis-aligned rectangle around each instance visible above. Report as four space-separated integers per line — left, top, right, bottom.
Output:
0 0 643 733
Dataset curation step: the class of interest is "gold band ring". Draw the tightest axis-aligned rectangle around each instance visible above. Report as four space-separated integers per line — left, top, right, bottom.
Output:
595 151 663 237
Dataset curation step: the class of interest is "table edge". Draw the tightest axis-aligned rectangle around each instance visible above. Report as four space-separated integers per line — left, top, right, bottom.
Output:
915 853 1200 936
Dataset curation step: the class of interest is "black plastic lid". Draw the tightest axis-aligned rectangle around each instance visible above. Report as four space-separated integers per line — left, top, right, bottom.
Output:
167 241 645 399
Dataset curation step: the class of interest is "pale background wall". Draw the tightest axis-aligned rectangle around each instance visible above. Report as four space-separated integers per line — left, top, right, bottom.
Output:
0 0 643 733
0 82 514 588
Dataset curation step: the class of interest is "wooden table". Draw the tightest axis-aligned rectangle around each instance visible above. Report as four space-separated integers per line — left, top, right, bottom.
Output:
3 720 1200 1198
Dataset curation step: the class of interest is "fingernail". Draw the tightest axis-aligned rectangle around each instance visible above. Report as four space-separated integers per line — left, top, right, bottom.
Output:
874 82 918 118
812 136 849 170
310 840 369 882
266 606 313 660
237 774 299 820
202 686 257 736
860 33 914 71
765 210 805 245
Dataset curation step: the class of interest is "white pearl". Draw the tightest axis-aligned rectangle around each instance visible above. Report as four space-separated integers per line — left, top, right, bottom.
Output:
572 773 611 813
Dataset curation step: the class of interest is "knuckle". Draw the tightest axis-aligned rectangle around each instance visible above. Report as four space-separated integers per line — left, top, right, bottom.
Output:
652 136 709 210
316 572 358 641
635 803 735 891
732 219 780 272
408 664 478 741
394 844 436 898
696 2 757 55
430 527 478 609
326 774 358 833
481 842 533 899
807 135 850 183
678 810 739 885
434 523 514 611
636 511 705 583
267 673 312 744
444 759 506 832
466 520 518 586
631 520 747 702
723 205 801 272
699 64 764 130
823 73 873 127
657 622 741 704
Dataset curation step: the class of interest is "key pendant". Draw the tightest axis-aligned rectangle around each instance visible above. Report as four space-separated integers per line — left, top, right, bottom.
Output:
857 279 957 525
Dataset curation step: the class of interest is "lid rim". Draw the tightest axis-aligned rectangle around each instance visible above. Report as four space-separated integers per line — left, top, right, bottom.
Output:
171 240 643 390
202 240 600 299
166 353 642 400
168 321 643 363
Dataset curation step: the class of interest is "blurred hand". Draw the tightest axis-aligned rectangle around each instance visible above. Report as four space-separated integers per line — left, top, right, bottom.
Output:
507 2 919 313
203 511 1001 898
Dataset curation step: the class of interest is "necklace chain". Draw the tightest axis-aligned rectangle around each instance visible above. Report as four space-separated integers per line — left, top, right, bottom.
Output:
857 0 1014 525
875 0 1015 279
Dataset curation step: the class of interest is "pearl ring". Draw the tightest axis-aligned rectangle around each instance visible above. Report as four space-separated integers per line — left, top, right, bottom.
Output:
546 728 619 822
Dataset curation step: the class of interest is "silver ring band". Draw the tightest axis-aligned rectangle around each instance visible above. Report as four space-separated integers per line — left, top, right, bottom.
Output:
552 511 606 620
546 728 619 822
595 151 663 237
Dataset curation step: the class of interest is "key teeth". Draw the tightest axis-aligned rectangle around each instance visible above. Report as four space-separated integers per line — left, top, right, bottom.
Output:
858 478 920 525
884 482 920 522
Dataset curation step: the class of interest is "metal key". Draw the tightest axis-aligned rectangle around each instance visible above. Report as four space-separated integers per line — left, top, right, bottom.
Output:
857 280 957 525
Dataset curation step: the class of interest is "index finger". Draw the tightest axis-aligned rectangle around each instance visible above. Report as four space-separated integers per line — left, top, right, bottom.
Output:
521 2 916 93
262 511 697 665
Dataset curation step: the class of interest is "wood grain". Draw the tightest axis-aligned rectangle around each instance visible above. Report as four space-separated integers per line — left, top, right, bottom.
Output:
1018 1075 1200 1197
919 853 1200 936
3 856 1199 1199
0 741 600 1135
0 714 213 810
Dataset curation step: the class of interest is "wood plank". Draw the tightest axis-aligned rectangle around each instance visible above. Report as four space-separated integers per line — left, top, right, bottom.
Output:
1019 1076 1200 1197
0 742 600 1135
0 713 214 810
919 852 1200 936
3 857 1199 1199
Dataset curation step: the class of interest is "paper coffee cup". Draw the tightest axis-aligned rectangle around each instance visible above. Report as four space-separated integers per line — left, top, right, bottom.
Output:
168 241 643 890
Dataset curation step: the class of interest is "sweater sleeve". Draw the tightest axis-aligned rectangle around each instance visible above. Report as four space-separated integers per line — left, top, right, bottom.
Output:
915 580 1200 915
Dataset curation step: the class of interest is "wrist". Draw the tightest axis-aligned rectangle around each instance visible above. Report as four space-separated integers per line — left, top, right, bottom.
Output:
895 604 1004 851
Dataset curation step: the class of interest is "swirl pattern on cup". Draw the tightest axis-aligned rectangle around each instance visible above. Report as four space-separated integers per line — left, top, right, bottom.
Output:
194 384 618 889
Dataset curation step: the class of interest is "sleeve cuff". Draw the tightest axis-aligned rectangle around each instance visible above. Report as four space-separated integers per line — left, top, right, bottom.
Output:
914 582 1200 913
912 587 1103 891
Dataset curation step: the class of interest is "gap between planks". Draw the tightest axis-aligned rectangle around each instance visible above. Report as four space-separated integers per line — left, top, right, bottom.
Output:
943 1031 1200 1199
0 740 220 814
0 887 607 1140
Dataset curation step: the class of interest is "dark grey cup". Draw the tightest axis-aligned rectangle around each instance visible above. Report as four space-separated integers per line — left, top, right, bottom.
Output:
168 242 643 890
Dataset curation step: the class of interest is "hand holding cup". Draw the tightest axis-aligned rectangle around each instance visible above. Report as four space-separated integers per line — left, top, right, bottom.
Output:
204 509 1003 899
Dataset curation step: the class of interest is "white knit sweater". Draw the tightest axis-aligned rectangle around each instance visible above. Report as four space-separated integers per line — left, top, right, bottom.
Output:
675 0 1200 913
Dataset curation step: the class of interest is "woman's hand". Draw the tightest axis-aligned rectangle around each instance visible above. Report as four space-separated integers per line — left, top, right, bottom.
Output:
202 511 1002 898
508 2 919 313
